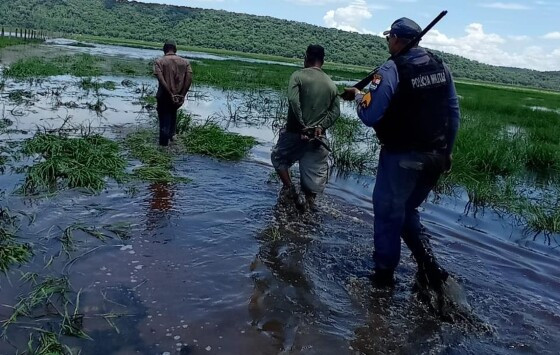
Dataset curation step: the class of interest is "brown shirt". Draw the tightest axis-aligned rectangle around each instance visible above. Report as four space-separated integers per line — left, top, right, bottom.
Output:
153 53 193 99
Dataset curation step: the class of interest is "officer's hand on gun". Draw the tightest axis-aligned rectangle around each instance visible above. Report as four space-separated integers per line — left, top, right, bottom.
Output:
341 87 361 101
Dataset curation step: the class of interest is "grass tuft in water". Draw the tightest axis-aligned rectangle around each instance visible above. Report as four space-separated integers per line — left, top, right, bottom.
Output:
4 54 103 78
3 276 71 329
132 165 190 183
524 204 560 237
79 77 116 92
26 331 72 355
4 54 151 79
124 129 190 183
179 112 258 161
0 209 32 272
22 133 127 193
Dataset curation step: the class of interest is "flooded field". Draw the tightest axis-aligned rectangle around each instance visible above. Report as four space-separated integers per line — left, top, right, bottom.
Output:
1 41 559 354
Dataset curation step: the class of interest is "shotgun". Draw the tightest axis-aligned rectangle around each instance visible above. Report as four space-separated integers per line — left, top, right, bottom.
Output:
341 11 448 100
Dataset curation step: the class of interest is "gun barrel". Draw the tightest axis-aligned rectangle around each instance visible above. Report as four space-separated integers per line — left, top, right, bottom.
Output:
352 10 448 91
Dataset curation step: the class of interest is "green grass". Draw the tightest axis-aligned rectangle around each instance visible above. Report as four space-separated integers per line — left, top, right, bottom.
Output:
0 209 32 272
126 112 257 174
124 129 189 183
180 120 258 161
79 77 116 91
524 204 560 237
3 276 71 328
329 115 377 174
4 54 102 78
3 54 152 79
22 133 127 193
190 59 364 91
3 51 363 91
27 331 72 355
0 37 42 49
435 83 560 234
0 228 32 273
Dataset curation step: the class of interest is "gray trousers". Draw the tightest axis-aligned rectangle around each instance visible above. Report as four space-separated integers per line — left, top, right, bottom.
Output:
271 129 329 194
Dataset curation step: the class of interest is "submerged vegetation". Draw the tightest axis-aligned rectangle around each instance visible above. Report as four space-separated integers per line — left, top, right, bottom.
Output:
179 111 258 161
22 133 127 193
329 115 377 174
0 209 32 272
124 110 257 183
124 129 188 183
79 77 116 91
3 54 151 79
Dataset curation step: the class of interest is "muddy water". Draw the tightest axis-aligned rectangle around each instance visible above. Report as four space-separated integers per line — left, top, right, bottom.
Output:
1 45 560 354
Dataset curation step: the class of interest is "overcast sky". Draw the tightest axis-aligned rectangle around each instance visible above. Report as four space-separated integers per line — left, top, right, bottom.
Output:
136 0 560 71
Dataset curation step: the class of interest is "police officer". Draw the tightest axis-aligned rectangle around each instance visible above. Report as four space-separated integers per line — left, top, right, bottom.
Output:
344 18 460 288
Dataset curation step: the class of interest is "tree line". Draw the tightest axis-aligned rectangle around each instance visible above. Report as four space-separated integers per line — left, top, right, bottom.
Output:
0 0 558 91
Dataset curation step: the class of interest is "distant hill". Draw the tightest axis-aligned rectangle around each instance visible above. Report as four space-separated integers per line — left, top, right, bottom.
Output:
1 0 559 91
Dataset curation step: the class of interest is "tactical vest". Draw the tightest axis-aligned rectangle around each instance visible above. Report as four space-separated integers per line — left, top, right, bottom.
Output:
374 52 450 152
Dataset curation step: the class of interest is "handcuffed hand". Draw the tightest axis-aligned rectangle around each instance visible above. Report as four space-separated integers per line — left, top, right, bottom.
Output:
314 126 323 138
172 94 185 107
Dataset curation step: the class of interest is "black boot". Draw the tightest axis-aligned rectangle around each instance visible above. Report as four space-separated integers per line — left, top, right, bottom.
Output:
417 249 449 290
370 268 395 288
281 185 306 210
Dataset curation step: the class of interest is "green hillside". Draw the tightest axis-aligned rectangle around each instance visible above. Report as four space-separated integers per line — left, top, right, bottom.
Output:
1 0 559 90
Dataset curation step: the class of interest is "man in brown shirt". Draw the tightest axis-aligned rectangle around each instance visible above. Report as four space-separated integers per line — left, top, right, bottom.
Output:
153 40 193 146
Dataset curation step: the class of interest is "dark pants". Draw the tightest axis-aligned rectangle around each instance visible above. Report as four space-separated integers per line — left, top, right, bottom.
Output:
373 148 446 271
156 97 178 146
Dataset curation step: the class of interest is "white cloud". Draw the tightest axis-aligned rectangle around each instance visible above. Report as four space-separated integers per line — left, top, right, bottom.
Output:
508 35 531 41
285 0 344 5
422 23 560 71
543 32 560 39
479 2 532 10
323 0 374 34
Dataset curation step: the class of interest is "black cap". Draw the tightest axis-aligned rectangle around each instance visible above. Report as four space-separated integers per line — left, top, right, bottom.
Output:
383 18 422 39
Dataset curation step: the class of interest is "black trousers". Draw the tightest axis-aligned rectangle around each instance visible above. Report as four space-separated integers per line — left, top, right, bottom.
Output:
156 97 178 146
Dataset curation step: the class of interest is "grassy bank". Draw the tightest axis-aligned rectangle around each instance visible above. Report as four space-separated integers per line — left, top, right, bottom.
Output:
3 53 151 78
0 37 42 49
3 52 363 91
438 83 560 235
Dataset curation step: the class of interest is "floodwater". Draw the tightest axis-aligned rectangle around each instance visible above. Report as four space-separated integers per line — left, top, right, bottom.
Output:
0 43 559 355
45 38 299 67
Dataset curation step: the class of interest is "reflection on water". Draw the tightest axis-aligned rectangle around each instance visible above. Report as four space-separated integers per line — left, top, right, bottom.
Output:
146 182 176 233
149 182 175 212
